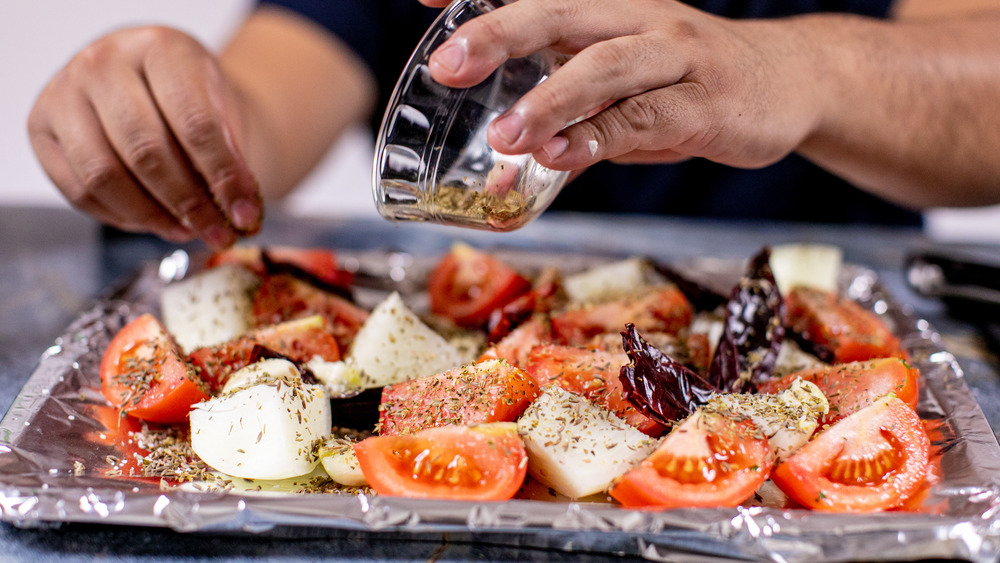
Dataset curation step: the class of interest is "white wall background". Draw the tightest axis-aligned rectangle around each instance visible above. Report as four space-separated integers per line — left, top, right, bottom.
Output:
1 2 997 240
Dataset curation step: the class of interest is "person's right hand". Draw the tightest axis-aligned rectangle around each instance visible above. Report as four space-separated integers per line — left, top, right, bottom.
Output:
28 26 262 249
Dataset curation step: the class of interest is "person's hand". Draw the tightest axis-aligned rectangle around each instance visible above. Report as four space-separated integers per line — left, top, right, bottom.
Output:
28 26 262 249
417 0 824 173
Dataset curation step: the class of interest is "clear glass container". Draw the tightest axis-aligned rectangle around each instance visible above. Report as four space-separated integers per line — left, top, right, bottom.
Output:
372 0 570 232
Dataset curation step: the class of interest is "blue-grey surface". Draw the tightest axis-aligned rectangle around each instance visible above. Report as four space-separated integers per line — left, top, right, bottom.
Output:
2 206 999 562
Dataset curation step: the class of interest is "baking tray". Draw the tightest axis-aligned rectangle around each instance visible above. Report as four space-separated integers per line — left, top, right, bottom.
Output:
1 248 1000 562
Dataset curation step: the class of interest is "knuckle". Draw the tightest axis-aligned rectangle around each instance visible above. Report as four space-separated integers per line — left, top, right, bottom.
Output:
78 159 122 195
176 108 222 151
615 96 661 134
122 136 170 179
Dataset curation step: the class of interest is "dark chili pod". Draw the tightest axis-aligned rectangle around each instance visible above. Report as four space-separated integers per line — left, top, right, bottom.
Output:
619 323 718 425
707 246 785 393
487 267 562 343
649 258 728 312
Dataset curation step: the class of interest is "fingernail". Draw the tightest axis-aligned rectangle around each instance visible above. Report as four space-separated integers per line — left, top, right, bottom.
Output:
230 198 261 231
432 42 466 74
541 136 569 160
205 225 234 249
493 111 524 145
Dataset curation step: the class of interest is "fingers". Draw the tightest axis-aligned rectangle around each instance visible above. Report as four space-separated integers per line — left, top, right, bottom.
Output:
29 92 197 242
144 42 261 234
486 34 688 155
27 27 262 249
531 85 714 170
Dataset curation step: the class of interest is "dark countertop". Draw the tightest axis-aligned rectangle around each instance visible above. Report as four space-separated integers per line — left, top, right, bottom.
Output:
2 205 999 562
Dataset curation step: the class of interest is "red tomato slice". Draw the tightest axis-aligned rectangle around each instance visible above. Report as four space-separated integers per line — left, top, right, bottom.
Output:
771 395 930 512
378 359 539 435
428 243 532 327
524 344 665 436
252 273 369 351
757 357 919 424
786 286 903 363
354 423 527 501
478 315 553 369
609 410 773 508
208 245 352 288
550 285 692 346
188 315 341 391
100 314 209 424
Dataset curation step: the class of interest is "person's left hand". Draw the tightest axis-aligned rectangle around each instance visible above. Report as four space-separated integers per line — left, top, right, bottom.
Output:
416 0 825 173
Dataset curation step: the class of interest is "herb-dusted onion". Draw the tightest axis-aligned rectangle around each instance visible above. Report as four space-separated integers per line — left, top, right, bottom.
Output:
347 292 463 388
160 263 259 353
517 386 658 499
190 359 331 480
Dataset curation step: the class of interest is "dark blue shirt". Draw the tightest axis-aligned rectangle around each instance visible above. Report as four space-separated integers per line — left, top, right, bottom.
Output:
260 0 919 225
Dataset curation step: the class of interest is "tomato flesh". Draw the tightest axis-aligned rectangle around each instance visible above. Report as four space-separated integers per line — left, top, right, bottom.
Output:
609 410 773 508
354 423 527 501
786 286 902 363
771 395 930 512
208 245 352 288
524 344 665 436
378 359 539 435
758 357 919 424
252 273 369 351
550 285 692 346
188 315 341 391
428 243 532 327
100 314 209 424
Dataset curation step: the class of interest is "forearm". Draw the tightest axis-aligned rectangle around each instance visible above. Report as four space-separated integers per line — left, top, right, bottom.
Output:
786 12 1000 208
219 7 376 200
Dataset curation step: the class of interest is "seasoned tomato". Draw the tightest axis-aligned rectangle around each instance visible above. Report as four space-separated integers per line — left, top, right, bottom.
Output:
786 286 903 363
208 245 352 288
524 344 665 436
757 357 919 424
428 243 532 327
378 359 539 435
354 423 527 501
100 314 209 424
550 285 692 346
252 273 369 351
771 395 930 512
609 410 773 508
188 315 341 391
478 315 553 369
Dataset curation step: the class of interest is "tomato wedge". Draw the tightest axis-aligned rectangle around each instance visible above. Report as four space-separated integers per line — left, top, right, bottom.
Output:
758 357 919 424
188 315 341 391
609 410 773 509
100 314 209 424
524 344 666 436
208 245 352 288
252 273 369 351
786 286 903 363
427 243 532 327
771 395 930 512
354 423 527 501
550 285 692 345
378 359 539 435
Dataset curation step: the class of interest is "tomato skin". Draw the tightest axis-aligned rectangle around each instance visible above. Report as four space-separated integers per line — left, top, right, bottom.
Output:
478 315 552 369
188 316 341 391
758 358 919 424
252 273 369 351
354 423 527 501
208 245 352 288
550 285 692 346
771 395 930 512
100 314 209 424
428 243 532 328
609 410 773 509
786 286 903 363
524 344 666 436
379 359 538 435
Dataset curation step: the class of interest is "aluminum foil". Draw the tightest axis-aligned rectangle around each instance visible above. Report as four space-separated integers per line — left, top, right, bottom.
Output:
2 248 1000 562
